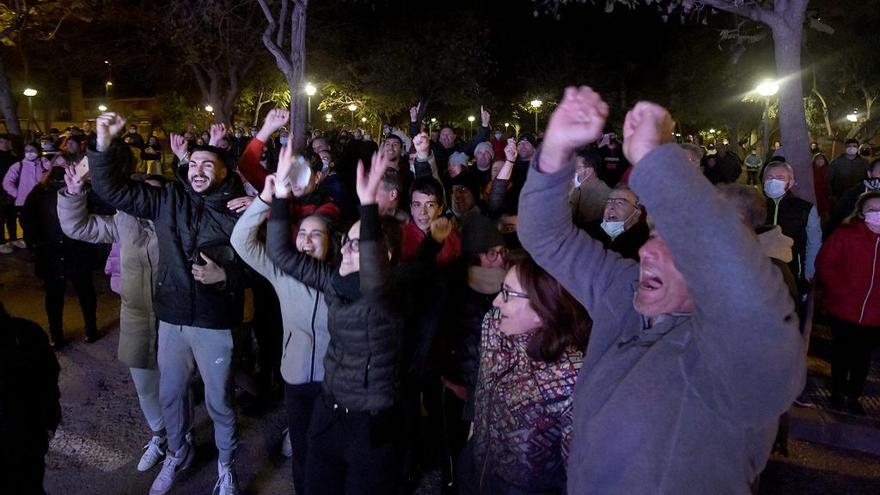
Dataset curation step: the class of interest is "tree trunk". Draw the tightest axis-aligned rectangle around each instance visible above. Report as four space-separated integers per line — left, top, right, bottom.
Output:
0 55 22 136
288 0 308 153
771 1 813 203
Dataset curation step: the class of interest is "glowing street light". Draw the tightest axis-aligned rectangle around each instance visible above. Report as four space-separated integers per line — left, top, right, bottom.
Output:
530 99 543 133
467 115 475 138
709 128 716 134
204 105 214 113
98 104 108 112
305 83 317 123
325 113 333 124
348 104 358 126
23 88 37 139
846 111 859 123
361 117 367 123
756 80 779 97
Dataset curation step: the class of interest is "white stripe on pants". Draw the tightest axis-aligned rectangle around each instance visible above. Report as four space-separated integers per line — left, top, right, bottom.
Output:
130 367 164 433
158 321 237 463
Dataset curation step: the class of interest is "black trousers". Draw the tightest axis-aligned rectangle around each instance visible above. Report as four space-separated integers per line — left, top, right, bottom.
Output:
45 273 97 342
1 443 47 495
284 381 322 495
0 202 17 243
746 170 759 186
830 315 880 399
304 393 402 495
251 277 283 393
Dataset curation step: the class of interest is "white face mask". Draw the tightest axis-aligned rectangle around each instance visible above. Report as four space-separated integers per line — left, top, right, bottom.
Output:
494 132 503 140
846 146 858 157
763 179 787 199
864 211 880 228
25 151 38 161
600 220 626 239
573 173 583 188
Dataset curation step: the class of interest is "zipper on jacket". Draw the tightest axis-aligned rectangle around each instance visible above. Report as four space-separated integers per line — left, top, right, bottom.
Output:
189 198 205 323
309 294 319 382
858 237 880 323
363 354 371 388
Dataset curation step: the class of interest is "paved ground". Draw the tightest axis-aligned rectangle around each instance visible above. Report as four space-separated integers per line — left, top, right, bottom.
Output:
2 243 880 494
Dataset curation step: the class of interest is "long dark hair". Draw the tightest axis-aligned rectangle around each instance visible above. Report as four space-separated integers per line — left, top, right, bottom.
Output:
512 255 591 363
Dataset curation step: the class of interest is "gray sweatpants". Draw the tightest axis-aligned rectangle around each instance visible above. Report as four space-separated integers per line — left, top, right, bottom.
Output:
158 321 237 463
130 367 164 433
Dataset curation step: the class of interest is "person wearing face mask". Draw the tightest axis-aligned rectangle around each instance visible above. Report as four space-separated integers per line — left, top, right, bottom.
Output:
490 129 506 160
763 162 822 312
827 158 880 237
123 125 145 149
817 190 880 415
827 138 869 205
584 185 647 261
408 103 490 173
457 254 587 494
570 147 611 229
2 144 52 253
231 176 336 494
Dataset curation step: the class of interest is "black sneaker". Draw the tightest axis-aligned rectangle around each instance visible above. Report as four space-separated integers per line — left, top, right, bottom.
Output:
847 398 867 416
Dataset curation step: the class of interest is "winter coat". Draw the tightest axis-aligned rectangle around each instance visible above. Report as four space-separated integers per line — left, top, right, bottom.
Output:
20 175 104 280
88 141 246 330
401 221 461 265
57 187 160 369
519 144 805 494
471 311 582 493
570 178 611 229
3 157 51 206
231 199 330 385
0 304 60 455
817 219 880 326
826 154 868 200
765 193 822 282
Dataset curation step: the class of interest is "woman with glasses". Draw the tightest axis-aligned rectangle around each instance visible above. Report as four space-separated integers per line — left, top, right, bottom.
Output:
458 254 589 494
267 143 417 494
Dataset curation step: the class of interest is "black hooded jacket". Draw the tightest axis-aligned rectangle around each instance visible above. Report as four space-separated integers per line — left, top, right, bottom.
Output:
89 140 246 329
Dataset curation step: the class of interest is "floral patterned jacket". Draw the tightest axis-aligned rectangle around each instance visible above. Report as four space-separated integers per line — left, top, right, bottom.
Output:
472 309 584 492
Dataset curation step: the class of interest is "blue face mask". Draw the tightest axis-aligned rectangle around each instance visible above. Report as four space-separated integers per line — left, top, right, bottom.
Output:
280 136 289 145
763 179 787 199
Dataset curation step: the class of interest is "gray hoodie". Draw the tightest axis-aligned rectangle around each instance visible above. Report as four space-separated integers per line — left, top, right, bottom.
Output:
231 199 330 385
518 144 805 494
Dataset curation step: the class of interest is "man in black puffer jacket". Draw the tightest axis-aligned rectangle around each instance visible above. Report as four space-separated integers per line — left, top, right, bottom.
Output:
88 113 246 495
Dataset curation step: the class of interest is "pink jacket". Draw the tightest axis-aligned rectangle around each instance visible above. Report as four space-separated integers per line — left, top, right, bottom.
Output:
3 157 52 206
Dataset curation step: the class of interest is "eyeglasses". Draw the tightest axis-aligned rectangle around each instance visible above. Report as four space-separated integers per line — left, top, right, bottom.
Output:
500 285 529 303
341 235 360 253
605 197 636 208
410 201 439 210
485 247 507 261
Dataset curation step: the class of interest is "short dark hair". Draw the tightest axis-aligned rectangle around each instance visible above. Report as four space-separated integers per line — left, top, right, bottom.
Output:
575 147 603 170
384 134 403 147
409 176 445 204
380 167 400 192
845 138 859 146
190 145 229 169
513 255 590 363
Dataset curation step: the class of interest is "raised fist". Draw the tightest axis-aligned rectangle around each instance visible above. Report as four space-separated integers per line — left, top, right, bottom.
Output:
430 217 453 244
504 138 517 162
539 87 608 173
480 105 490 127
95 112 127 152
209 123 228 147
410 104 421 123
413 132 431 158
622 101 675 165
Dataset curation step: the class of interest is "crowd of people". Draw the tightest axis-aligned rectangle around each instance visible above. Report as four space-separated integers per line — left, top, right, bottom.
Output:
0 84 878 495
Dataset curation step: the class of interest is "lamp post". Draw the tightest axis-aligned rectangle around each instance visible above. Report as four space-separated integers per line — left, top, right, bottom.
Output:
348 104 358 127
467 115 475 139
430 117 437 135
530 99 543 133
325 113 332 129
756 80 779 159
305 83 317 124
504 122 510 136
23 88 37 140
98 104 108 112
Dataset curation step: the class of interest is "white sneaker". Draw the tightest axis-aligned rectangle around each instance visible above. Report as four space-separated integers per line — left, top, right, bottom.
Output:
0 243 13 254
10 239 26 249
213 460 239 495
137 435 167 471
280 428 293 458
149 442 194 495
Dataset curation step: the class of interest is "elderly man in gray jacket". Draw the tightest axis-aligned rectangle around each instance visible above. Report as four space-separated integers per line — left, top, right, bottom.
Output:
518 87 805 494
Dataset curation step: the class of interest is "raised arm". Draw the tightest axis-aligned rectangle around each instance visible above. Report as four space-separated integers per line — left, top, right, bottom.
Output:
624 102 804 419
57 166 119 244
266 140 333 292
230 179 277 280
89 113 164 220
356 151 392 298
519 87 636 314
462 106 491 156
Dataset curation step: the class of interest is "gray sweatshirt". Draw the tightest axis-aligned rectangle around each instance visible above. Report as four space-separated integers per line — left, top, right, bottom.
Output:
231 199 330 385
518 144 805 494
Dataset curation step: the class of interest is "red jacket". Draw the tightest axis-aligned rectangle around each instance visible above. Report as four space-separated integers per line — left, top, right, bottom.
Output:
401 221 461 265
817 219 880 326
239 137 269 191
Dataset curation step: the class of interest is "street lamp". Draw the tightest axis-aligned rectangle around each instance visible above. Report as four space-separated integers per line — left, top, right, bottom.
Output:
105 80 113 100
846 111 859 123
467 115 475 139
348 104 358 126
530 99 543 133
98 104 108 112
504 122 510 135
204 105 214 113
430 117 437 134
755 80 779 159
23 88 37 139
305 83 317 124
325 113 333 126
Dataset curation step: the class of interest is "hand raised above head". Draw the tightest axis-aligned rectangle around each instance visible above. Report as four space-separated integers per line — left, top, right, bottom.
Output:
539 86 609 174
413 132 430 157
504 138 518 162
622 101 675 166
95 112 127 152
274 140 295 199
170 133 188 159
480 105 491 127
264 108 290 131
356 152 390 205
410 103 421 123
209 123 228 146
